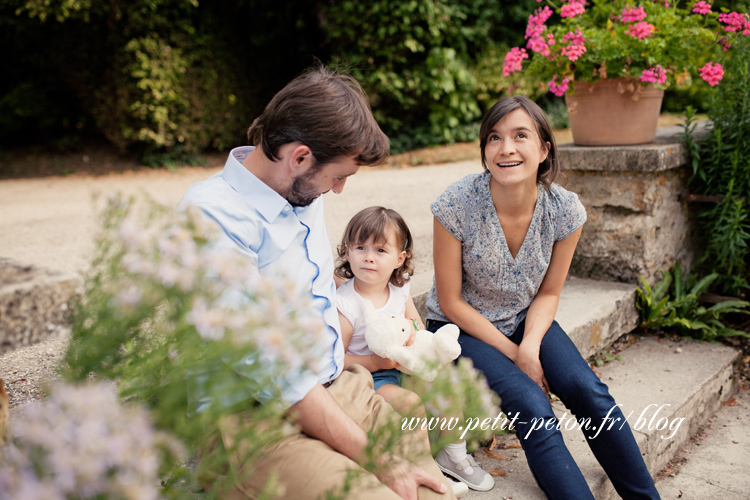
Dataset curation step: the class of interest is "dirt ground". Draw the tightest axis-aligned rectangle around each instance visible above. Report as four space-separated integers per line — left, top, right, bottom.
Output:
0 141 487 180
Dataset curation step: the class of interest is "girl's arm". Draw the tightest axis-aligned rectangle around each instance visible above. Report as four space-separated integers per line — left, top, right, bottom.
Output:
404 294 424 330
433 217 520 361
403 294 422 346
516 226 583 393
338 311 399 372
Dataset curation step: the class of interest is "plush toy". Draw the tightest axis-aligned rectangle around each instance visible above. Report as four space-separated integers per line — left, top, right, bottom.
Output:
362 299 461 381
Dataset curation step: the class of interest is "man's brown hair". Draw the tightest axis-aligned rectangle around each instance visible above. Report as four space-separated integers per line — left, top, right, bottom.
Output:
247 64 390 167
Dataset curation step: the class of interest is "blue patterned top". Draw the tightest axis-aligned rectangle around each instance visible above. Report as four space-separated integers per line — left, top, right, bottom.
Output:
425 172 587 337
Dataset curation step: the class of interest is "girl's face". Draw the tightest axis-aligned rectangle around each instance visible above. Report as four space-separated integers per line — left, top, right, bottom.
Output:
484 108 549 190
346 228 406 287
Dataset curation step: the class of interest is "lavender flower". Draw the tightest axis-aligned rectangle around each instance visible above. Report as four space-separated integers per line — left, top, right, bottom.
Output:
0 382 184 500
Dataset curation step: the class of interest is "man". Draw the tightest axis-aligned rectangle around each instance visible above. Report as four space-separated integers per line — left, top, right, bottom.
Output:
181 64 454 500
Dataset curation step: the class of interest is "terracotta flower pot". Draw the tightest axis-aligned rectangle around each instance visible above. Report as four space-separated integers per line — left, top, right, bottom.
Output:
564 78 665 146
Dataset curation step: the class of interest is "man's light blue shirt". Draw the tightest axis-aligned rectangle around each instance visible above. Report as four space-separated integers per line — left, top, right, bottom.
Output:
180 146 345 407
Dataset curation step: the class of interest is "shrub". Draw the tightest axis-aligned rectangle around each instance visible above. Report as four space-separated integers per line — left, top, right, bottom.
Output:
681 34 750 297
11 0 250 166
322 0 537 152
636 264 749 341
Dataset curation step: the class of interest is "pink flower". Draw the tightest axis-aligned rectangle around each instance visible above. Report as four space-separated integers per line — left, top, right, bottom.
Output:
548 75 570 96
527 35 551 55
719 12 750 36
621 6 647 22
626 21 656 38
692 1 712 15
563 29 585 45
561 43 587 61
561 31 587 62
718 36 731 51
525 6 553 39
525 6 556 55
561 0 586 18
503 47 529 77
641 65 668 85
699 62 724 86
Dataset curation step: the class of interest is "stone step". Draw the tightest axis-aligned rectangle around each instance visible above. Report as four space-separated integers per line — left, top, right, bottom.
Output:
0 258 81 354
463 336 738 500
413 274 639 361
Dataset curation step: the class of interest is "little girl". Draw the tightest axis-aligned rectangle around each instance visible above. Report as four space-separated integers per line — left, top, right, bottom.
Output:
335 206 494 496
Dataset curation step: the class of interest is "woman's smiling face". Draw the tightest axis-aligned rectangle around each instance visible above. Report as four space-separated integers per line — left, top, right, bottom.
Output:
483 108 550 189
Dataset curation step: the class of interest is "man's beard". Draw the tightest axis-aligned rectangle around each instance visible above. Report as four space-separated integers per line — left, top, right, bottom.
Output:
285 169 325 207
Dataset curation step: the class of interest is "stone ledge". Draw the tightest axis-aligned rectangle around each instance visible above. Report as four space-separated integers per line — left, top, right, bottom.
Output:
558 122 709 173
0 258 82 354
413 273 638 360
467 337 738 499
559 142 686 173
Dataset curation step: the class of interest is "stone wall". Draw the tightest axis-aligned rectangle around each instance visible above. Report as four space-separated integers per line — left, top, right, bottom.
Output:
559 126 698 284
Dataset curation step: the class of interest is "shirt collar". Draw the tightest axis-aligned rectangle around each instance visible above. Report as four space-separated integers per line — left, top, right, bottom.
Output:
222 146 321 224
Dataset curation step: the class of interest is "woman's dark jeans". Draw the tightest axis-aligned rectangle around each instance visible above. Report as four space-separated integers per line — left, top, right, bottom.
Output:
427 318 660 500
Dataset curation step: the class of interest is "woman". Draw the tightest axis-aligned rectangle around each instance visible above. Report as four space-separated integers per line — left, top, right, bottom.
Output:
425 96 660 499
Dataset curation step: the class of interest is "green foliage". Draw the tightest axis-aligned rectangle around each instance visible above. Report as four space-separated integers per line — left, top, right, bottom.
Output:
542 97 570 129
323 0 536 152
681 34 750 297
636 264 750 342
3 1 545 160
6 0 249 166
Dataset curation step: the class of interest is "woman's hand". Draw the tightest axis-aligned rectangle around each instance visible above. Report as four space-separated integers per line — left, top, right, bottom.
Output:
370 353 400 370
515 345 549 395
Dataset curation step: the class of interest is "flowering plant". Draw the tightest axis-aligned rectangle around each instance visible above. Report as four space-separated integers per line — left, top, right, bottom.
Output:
502 0 750 96
0 382 186 500
1 194 499 498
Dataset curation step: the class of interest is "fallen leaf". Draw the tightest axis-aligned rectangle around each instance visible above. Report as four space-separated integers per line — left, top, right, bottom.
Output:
483 448 506 460
723 396 737 406
743 356 750 364
489 434 497 451
488 469 506 477
503 443 522 450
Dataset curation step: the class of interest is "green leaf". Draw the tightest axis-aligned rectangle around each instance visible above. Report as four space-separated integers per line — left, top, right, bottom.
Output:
689 273 718 296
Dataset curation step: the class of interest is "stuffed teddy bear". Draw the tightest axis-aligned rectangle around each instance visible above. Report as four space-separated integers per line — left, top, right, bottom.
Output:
362 299 461 381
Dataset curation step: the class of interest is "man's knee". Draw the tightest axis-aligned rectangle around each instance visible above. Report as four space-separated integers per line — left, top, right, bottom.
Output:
398 390 425 417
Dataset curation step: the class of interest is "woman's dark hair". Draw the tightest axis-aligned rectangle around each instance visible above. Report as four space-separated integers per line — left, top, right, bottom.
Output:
335 206 414 287
247 63 390 168
479 95 564 188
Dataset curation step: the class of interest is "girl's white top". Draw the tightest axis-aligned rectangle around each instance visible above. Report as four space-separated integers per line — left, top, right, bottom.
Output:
336 278 411 356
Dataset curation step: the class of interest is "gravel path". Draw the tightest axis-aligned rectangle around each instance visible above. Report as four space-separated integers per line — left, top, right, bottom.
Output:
0 334 69 416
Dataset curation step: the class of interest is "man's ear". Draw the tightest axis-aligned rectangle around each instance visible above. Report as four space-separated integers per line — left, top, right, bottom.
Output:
288 144 314 175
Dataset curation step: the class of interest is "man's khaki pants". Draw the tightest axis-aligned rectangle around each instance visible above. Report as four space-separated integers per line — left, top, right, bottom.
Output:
198 364 455 500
